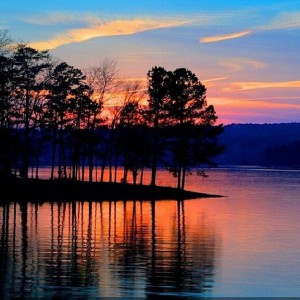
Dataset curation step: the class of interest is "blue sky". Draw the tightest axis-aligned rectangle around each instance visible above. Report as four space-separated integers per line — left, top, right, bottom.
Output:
1 0 300 124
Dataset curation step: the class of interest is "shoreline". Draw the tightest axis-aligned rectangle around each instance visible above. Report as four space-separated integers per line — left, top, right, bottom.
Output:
1 177 223 202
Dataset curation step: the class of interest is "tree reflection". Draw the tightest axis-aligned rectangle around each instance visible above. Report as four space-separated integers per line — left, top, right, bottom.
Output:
146 200 215 298
0 203 10 296
0 200 217 298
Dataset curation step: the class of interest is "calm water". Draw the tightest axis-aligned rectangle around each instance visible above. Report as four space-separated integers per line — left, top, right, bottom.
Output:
1 167 300 298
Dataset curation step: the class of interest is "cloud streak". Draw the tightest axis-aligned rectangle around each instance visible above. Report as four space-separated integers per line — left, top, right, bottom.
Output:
24 12 85 25
224 80 300 91
202 76 228 83
260 12 300 31
29 17 189 50
198 11 300 46
199 30 252 43
211 97 300 116
219 58 266 73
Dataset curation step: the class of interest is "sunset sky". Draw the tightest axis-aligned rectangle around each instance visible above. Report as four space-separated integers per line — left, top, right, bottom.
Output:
1 0 300 124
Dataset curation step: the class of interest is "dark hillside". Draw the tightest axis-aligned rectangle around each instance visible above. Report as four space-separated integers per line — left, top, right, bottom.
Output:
216 123 300 167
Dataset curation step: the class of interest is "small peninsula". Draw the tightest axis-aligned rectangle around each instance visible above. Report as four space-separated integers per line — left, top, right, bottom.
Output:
1 176 223 202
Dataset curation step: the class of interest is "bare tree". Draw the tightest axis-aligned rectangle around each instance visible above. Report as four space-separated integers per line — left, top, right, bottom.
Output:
83 58 120 181
84 58 119 105
0 29 13 56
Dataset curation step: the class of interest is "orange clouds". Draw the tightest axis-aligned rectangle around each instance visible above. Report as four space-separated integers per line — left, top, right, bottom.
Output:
211 97 300 109
210 96 300 124
29 18 189 50
199 30 252 43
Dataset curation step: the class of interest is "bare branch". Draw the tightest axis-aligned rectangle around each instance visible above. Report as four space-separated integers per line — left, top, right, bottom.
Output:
84 57 119 104
0 29 14 56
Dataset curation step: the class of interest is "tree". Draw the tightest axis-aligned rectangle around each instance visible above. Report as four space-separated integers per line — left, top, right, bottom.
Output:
11 45 51 178
84 58 119 108
146 66 170 186
84 58 119 182
166 68 223 190
0 55 15 175
114 79 147 184
0 31 14 132
69 82 103 182
117 101 149 185
45 61 88 180
147 67 223 190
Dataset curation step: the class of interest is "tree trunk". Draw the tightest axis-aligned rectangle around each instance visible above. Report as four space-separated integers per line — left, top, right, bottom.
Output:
132 169 138 185
108 150 113 183
123 167 128 183
151 127 158 187
88 142 94 182
35 152 40 179
100 163 106 183
181 166 186 191
177 167 182 190
81 158 85 181
50 135 56 180
62 142 67 179
140 167 144 185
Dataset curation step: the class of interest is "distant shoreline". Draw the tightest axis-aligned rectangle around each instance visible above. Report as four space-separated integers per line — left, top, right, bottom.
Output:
1 177 223 202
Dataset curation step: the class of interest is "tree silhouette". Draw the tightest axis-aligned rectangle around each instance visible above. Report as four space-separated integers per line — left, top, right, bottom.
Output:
11 45 51 178
168 68 223 190
45 62 87 179
0 55 17 176
117 101 150 184
84 60 123 183
0 33 224 190
115 80 148 184
0 33 19 177
147 67 223 190
147 66 170 187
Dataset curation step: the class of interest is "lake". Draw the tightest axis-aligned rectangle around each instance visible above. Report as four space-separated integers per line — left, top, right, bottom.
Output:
1 167 300 298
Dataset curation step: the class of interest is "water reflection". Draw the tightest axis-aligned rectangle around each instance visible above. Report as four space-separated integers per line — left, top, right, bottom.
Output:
0 200 217 299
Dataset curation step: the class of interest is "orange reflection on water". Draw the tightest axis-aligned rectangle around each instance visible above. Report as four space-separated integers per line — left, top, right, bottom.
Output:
0 199 217 298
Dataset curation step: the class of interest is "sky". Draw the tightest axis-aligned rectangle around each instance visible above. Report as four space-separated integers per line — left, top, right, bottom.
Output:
1 0 300 124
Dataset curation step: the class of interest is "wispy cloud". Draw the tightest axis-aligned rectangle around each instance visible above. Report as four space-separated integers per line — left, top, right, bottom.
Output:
219 58 266 73
198 10 300 45
24 12 85 25
199 30 252 44
29 17 189 50
260 12 300 31
210 96 300 123
224 80 300 91
211 97 300 110
202 76 228 83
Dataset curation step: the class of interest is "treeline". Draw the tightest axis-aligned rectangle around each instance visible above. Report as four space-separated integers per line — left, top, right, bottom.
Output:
0 31 223 190
264 140 300 167
216 123 300 167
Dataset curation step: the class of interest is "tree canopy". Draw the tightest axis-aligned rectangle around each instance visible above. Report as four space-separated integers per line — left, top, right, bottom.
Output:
147 66 223 190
